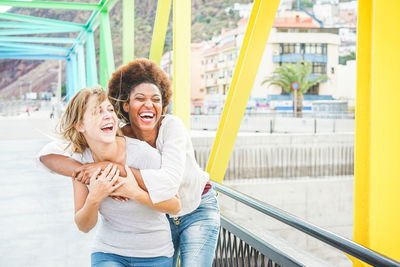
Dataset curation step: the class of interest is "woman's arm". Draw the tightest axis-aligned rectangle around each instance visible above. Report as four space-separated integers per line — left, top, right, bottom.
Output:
72 179 98 233
139 116 188 203
40 154 82 177
74 165 125 232
112 166 181 214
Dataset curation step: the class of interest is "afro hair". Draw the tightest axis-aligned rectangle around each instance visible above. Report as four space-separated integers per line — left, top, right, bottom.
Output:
108 58 172 123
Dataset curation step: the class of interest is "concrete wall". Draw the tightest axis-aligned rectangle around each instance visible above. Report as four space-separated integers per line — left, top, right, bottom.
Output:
192 132 354 180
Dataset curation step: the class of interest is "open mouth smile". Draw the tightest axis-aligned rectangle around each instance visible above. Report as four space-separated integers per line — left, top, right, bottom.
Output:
101 123 114 133
139 111 155 122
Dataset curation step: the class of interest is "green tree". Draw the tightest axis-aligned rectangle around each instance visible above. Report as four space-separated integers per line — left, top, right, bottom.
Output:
261 61 327 114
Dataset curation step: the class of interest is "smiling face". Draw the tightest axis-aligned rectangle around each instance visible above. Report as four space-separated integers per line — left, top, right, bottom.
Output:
123 83 163 133
76 95 118 146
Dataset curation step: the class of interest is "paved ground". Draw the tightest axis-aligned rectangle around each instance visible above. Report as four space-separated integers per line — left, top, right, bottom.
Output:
0 112 94 267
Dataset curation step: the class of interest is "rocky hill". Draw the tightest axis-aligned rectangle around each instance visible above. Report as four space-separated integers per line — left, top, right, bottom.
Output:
0 0 250 99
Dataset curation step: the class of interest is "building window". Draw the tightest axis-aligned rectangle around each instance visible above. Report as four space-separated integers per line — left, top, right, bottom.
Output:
308 84 319 95
280 43 327 55
312 63 327 74
207 87 216 94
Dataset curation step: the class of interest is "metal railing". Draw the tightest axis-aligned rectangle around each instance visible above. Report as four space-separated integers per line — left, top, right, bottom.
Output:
212 182 400 267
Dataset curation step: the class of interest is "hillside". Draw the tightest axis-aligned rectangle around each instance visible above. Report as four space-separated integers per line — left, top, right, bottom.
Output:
0 0 251 98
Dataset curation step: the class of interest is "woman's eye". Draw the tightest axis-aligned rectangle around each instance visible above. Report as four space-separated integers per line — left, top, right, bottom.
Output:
153 98 161 102
135 97 144 101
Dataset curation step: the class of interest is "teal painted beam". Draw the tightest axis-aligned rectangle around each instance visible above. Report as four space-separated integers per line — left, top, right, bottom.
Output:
0 41 70 53
0 51 67 56
77 43 87 88
70 53 80 95
0 22 79 29
122 0 134 64
0 1 100 11
86 31 98 86
66 58 73 101
0 28 82 35
0 36 75 44
0 54 67 60
99 10 115 87
0 13 85 30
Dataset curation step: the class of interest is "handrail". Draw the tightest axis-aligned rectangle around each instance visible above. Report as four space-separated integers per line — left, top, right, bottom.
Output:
212 181 400 267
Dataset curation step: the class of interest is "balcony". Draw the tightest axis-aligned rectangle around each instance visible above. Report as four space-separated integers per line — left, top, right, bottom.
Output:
218 77 227 85
205 79 218 87
273 53 327 63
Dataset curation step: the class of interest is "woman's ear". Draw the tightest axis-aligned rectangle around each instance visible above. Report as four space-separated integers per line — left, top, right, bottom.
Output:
74 122 85 133
123 102 129 113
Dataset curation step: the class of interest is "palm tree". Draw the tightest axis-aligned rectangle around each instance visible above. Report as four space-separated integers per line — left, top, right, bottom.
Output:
261 61 327 114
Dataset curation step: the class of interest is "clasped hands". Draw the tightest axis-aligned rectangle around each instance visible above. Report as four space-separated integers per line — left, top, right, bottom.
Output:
74 162 140 203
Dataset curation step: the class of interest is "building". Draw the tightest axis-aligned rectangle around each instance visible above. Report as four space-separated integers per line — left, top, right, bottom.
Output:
162 11 341 114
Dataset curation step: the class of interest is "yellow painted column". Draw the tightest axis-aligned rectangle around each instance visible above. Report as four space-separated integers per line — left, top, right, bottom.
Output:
122 0 134 64
368 0 400 261
173 0 190 129
149 0 172 65
206 0 280 183
352 0 372 266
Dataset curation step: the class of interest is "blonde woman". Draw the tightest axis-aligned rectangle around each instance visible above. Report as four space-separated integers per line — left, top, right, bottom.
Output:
38 86 179 267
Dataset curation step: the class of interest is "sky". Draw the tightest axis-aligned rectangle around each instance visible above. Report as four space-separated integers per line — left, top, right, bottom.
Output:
0 6 11 13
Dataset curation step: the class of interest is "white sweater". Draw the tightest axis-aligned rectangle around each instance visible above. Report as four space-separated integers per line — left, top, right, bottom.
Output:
141 115 209 216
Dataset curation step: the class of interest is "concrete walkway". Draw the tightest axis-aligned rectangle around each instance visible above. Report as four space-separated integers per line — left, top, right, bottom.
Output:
0 113 93 267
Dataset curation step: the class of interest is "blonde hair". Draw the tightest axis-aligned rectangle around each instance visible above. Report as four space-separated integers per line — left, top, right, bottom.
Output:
59 85 108 154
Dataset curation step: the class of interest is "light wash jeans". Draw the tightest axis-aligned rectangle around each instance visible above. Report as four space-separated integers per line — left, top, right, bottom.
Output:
91 252 172 267
168 188 220 267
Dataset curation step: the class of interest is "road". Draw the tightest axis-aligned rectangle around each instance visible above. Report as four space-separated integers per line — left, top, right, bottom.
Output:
0 112 93 267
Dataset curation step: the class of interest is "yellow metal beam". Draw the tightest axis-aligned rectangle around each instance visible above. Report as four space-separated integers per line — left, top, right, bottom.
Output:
368 0 400 261
352 1 372 266
173 0 190 129
206 0 280 183
149 0 172 65
122 0 135 64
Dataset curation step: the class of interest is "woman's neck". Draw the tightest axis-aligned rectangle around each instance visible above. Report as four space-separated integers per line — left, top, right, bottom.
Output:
123 123 159 148
87 136 125 164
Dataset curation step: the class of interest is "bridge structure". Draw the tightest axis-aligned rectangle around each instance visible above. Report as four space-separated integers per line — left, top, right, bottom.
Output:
0 0 399 266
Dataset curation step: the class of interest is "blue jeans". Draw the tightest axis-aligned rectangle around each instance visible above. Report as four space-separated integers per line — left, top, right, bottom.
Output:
91 252 172 267
168 188 220 267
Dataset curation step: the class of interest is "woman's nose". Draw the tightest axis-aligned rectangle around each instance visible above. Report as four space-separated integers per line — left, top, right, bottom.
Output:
144 99 153 107
103 110 112 118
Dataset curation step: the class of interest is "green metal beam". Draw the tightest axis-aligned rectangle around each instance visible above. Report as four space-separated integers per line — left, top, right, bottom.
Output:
0 13 85 30
122 0 135 64
0 1 100 11
0 36 75 44
149 0 172 65
67 0 118 59
86 30 98 86
99 10 115 88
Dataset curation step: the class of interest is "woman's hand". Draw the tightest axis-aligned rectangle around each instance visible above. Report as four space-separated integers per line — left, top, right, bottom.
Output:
87 164 125 204
73 161 111 184
110 165 143 200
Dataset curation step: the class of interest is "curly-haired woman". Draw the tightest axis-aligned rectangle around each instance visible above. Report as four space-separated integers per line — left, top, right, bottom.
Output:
104 59 220 267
